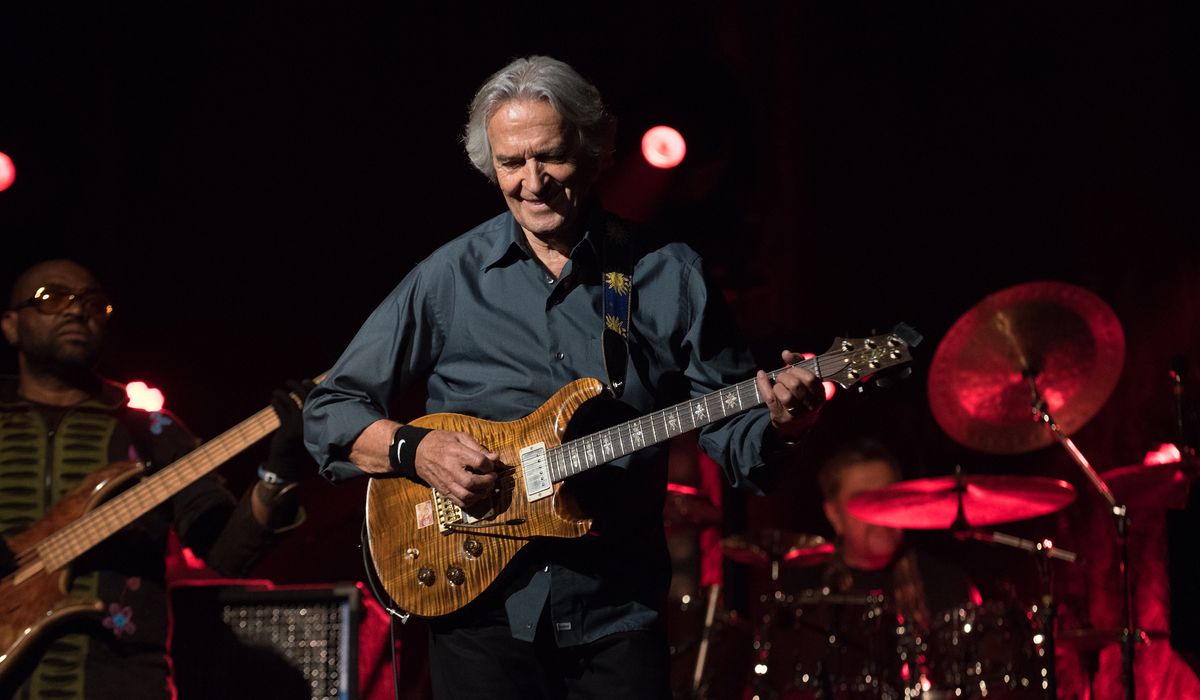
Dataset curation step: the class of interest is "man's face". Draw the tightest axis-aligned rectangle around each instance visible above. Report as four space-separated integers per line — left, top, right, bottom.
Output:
824 460 904 570
1 261 108 372
487 99 597 242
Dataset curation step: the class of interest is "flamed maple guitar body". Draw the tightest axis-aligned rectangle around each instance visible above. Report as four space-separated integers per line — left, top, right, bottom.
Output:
365 377 604 619
364 327 920 619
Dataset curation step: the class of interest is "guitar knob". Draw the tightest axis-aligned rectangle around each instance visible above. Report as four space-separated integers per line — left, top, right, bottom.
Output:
417 567 436 587
463 539 483 559
446 566 466 587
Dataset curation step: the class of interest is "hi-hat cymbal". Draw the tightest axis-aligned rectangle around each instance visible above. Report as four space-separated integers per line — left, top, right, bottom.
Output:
928 281 1125 454
722 529 834 567
845 474 1077 529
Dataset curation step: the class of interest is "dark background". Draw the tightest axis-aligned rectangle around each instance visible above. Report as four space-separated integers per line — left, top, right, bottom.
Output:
0 2 1192 695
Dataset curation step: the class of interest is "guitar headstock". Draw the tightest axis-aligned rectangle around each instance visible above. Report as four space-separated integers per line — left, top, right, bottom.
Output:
813 323 922 390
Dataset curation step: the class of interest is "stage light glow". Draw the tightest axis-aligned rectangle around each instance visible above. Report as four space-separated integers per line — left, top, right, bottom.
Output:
0 152 15 192
641 126 686 169
126 381 166 412
1143 442 1181 466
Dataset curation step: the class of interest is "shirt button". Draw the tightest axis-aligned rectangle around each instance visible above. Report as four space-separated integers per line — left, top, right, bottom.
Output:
555 352 565 361
545 277 554 285
544 565 550 572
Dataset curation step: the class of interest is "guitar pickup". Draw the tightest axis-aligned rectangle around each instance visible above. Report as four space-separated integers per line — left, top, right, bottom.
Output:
519 442 554 502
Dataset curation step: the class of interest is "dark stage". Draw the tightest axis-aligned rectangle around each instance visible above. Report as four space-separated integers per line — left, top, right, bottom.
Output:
0 3 1192 699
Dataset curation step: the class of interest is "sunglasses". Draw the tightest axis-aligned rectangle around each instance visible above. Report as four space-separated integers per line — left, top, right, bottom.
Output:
13 285 114 319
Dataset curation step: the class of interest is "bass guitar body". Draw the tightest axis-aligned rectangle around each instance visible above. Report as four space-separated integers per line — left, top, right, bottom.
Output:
365 378 605 619
0 461 143 677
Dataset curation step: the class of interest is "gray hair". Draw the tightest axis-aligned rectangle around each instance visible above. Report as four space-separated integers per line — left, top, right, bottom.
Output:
463 55 615 182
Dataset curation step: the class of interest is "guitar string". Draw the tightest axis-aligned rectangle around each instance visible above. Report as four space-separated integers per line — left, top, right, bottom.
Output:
547 341 908 481
37 408 281 570
545 352 843 479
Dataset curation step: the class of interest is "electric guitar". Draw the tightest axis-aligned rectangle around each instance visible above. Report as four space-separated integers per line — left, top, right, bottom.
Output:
0 379 318 682
365 326 921 618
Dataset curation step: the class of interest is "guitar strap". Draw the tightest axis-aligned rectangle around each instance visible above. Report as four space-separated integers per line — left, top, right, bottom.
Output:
600 215 633 398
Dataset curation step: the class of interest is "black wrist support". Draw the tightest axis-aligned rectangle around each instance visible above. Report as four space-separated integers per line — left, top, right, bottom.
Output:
389 424 432 478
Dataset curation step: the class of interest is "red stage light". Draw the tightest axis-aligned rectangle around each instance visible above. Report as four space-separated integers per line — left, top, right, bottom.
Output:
0 152 15 192
126 381 166 412
1143 442 1182 466
641 126 686 169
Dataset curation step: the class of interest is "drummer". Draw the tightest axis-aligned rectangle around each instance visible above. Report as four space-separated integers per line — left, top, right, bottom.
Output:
804 437 975 629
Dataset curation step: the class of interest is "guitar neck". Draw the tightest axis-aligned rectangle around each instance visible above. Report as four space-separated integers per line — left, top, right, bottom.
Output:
36 406 281 572
545 358 823 483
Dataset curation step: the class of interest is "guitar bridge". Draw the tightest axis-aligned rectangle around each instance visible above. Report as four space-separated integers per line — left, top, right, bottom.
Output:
433 482 504 534
433 489 463 534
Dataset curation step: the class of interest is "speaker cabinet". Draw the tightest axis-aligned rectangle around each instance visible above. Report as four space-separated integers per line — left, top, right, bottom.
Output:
170 581 361 700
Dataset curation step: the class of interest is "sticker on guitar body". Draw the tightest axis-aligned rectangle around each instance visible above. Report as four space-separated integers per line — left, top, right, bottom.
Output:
415 500 434 529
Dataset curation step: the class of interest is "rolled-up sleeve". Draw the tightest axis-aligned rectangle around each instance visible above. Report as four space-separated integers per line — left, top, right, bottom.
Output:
303 263 449 481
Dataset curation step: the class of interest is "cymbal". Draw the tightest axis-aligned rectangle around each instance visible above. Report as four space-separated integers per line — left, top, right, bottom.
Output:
664 482 723 527
722 529 834 567
928 281 1125 454
845 474 1077 529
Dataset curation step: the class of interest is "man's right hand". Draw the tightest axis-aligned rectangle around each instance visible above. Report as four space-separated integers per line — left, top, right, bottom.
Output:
413 430 500 508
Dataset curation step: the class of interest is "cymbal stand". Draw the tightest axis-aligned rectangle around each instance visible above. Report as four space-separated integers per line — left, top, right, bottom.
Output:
1029 375 1135 700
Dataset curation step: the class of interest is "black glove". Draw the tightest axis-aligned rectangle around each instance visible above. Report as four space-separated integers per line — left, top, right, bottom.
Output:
264 378 316 483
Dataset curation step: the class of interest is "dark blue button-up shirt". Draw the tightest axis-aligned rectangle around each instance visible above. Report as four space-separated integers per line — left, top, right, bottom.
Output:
304 210 780 646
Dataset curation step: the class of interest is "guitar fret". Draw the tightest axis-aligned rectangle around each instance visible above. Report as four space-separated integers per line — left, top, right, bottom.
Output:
38 406 284 567
534 332 911 487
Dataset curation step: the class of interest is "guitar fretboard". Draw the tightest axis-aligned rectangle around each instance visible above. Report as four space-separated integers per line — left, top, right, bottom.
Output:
35 407 282 572
544 357 828 483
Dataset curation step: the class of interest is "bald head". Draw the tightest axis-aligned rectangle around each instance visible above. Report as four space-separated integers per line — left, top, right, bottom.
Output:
9 259 101 310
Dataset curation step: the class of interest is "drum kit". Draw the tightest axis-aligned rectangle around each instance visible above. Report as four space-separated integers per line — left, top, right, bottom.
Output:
666 282 1194 700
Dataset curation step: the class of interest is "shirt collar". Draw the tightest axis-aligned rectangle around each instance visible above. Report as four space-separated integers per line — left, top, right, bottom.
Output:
480 209 604 273
480 214 533 272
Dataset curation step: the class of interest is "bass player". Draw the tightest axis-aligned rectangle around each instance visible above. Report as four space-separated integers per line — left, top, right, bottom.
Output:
0 258 310 699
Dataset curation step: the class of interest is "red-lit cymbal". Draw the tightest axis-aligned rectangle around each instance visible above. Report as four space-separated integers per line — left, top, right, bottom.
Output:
722 529 834 567
928 281 1125 454
845 475 1077 529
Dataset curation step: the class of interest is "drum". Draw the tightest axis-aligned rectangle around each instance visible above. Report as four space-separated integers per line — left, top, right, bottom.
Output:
743 590 922 700
926 601 1045 698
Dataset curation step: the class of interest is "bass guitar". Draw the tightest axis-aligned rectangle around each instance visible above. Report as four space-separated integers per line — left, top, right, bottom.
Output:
365 326 920 618
0 378 319 681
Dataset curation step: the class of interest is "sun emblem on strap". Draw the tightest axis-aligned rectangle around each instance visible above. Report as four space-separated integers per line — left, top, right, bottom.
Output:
605 272 631 295
605 314 627 336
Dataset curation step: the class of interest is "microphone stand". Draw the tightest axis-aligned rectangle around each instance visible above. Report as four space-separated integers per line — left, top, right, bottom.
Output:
1028 374 1135 700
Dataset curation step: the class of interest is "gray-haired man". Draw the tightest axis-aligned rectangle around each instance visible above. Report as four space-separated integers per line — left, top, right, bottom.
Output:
304 55 826 698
